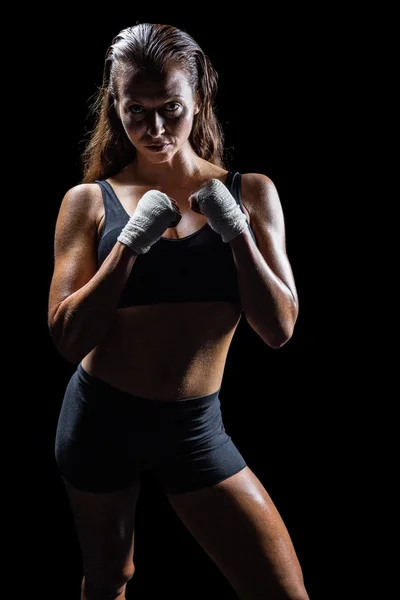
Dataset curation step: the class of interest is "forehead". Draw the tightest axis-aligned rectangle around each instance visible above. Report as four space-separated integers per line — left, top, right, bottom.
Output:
117 65 193 102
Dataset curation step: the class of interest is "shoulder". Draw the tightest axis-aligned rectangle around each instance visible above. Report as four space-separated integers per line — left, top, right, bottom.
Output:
240 172 278 205
240 172 284 233
61 182 103 209
58 182 104 224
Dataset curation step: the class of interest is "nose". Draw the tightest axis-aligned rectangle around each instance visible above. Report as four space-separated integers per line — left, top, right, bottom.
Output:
146 110 165 137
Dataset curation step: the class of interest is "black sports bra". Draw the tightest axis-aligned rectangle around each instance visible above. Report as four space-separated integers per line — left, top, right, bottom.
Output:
95 171 257 308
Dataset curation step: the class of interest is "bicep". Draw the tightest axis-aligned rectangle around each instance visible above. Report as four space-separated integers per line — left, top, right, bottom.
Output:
242 173 299 306
48 184 100 325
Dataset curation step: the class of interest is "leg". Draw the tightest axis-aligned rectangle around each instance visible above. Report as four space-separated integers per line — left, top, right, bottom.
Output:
166 466 309 600
55 365 149 598
63 476 141 600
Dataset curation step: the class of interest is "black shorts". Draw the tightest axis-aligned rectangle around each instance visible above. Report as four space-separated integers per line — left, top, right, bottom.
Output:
54 363 247 494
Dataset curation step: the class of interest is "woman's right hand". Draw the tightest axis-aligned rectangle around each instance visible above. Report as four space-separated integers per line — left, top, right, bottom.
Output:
117 190 182 254
166 197 182 227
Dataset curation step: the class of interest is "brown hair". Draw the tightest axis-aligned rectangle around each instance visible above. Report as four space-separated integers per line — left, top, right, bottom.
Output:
81 23 227 183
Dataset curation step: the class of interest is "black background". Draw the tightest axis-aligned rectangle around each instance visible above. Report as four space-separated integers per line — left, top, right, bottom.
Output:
21 9 356 600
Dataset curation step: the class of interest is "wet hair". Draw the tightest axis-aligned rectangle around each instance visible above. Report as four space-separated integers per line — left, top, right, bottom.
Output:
81 23 227 182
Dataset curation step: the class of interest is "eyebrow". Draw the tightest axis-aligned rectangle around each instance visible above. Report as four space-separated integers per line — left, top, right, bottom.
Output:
123 94 185 104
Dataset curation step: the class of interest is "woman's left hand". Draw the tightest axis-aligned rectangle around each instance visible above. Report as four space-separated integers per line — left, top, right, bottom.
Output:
188 178 248 242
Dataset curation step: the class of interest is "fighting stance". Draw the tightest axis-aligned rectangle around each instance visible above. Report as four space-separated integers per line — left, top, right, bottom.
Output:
48 22 309 600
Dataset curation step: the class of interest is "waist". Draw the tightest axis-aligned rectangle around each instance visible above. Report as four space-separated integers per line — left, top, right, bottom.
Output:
77 362 222 408
82 301 242 401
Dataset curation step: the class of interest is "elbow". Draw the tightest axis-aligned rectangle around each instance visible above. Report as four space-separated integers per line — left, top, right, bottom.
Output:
268 330 293 349
263 330 291 349
269 302 299 348
260 318 297 349
246 294 299 349
48 315 84 365
48 327 82 365
247 317 292 349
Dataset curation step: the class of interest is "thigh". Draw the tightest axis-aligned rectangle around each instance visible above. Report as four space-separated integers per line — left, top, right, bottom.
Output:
165 466 309 600
63 476 142 578
153 390 248 494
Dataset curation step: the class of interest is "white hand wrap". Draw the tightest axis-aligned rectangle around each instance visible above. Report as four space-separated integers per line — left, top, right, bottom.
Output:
194 179 248 243
117 189 180 254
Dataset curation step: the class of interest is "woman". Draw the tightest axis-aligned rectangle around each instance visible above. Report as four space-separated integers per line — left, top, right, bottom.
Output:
48 22 309 600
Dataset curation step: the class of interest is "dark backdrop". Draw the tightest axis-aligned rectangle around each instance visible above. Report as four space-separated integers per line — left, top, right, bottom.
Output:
24 11 345 600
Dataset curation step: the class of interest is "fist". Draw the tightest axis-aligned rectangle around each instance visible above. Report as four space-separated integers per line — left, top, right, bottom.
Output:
187 178 248 243
168 196 182 227
189 195 202 214
188 179 220 215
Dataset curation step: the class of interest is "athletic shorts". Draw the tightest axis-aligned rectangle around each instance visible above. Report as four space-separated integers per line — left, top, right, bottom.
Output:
54 363 247 494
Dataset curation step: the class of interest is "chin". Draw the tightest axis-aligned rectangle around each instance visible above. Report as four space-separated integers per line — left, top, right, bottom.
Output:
145 146 177 163
147 155 174 165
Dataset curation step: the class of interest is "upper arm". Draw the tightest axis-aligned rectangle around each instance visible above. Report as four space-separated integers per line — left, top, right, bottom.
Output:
48 183 103 328
241 173 299 307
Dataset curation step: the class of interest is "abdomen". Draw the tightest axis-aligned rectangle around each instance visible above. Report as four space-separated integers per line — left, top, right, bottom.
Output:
82 301 242 401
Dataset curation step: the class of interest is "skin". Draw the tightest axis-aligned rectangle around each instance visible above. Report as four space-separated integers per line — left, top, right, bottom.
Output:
80 64 250 399
114 63 202 190
49 62 308 600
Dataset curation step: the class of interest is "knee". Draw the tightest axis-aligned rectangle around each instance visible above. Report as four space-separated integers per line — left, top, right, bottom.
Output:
82 563 135 600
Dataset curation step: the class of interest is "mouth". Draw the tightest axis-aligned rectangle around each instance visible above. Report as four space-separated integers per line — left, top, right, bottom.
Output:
145 143 171 152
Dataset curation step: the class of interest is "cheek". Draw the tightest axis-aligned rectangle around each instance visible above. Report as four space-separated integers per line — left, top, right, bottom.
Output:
175 118 192 136
121 115 141 135
175 111 196 135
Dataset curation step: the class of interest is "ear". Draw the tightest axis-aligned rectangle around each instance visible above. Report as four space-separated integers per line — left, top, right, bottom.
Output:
113 100 121 120
193 91 201 115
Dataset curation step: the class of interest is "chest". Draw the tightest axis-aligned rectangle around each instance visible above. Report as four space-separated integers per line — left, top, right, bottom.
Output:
97 181 250 241
161 201 250 240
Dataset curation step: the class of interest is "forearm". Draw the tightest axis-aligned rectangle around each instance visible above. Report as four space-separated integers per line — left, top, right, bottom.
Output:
229 229 298 348
50 242 137 363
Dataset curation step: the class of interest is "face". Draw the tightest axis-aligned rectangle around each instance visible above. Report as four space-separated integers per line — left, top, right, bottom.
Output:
115 64 200 162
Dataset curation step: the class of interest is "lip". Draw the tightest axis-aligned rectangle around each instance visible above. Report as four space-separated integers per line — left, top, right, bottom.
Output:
145 143 171 152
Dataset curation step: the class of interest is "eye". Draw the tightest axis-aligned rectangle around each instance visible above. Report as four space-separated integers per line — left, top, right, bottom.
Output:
165 102 181 112
129 105 144 114
128 102 182 116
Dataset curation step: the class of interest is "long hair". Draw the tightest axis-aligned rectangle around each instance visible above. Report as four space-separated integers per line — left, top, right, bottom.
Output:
81 23 227 183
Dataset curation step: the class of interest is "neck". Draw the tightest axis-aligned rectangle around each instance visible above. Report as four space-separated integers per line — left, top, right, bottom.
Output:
127 142 206 188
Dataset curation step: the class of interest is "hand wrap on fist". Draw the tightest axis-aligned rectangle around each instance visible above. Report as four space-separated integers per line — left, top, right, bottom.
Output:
189 178 248 243
117 189 181 254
